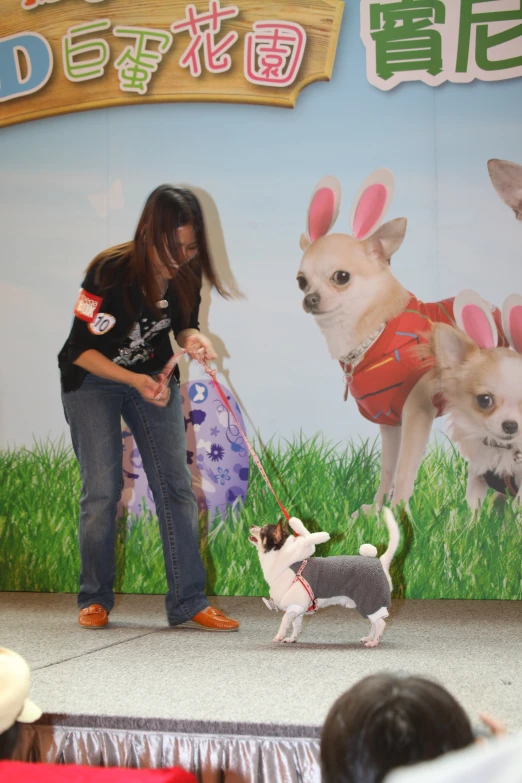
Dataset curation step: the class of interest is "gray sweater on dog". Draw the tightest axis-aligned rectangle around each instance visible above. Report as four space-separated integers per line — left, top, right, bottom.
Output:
290 556 391 618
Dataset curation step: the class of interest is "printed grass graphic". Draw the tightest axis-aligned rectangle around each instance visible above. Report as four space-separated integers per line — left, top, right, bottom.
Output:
0 436 520 599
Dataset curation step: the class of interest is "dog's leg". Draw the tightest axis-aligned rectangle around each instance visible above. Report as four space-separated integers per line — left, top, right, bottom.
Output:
392 375 437 506
362 618 386 648
274 604 306 643
273 611 295 642
362 607 388 646
375 424 401 506
273 607 300 642
361 624 376 644
466 471 488 511
352 425 401 518
284 613 304 644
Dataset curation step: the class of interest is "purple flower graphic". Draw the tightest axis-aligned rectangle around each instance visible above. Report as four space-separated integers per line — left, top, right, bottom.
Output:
217 467 231 486
233 463 249 482
184 410 207 431
210 427 220 436
208 443 225 462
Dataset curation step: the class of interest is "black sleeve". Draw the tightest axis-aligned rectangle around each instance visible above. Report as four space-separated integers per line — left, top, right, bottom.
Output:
65 267 122 365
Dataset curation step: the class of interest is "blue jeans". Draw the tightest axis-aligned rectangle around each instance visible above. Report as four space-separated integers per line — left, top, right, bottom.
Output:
61 373 209 626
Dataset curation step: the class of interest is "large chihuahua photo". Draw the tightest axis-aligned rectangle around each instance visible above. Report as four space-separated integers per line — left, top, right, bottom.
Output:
249 510 400 648
425 159 522 510
296 169 507 517
428 291 522 510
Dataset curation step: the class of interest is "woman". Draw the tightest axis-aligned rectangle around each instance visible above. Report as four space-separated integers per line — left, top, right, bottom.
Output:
58 185 239 631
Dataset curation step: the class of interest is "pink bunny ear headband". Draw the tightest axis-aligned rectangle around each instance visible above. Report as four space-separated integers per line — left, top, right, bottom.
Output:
304 168 395 243
453 290 522 353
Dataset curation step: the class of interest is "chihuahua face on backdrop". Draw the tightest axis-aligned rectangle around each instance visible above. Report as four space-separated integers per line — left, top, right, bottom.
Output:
298 234 387 318
433 325 522 443
297 224 407 362
449 352 522 444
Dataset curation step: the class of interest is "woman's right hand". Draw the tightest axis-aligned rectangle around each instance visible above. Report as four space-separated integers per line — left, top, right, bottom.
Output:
131 374 170 407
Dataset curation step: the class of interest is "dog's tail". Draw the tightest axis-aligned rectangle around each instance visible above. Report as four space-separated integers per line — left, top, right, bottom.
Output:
379 508 400 574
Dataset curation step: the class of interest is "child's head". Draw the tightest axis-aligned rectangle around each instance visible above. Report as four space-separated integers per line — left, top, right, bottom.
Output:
320 673 474 783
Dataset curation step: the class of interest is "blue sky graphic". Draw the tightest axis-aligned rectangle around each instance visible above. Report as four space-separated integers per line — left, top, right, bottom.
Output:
0 6 521 447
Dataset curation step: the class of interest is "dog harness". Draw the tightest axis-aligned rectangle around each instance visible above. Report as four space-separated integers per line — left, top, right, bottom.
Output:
291 559 317 613
341 295 507 427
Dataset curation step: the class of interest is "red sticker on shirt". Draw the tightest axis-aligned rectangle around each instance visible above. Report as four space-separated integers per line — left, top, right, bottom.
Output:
74 289 103 323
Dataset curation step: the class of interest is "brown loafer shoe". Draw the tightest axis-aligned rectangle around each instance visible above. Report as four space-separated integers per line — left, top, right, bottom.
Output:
78 604 109 629
173 606 239 632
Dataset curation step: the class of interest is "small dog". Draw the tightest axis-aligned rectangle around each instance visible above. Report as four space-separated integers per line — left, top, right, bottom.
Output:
428 293 522 510
249 510 400 647
297 169 506 516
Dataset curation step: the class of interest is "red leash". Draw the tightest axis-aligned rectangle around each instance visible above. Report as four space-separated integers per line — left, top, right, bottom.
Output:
155 350 291 521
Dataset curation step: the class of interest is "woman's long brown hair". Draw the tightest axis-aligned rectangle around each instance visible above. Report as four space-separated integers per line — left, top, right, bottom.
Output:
85 185 230 320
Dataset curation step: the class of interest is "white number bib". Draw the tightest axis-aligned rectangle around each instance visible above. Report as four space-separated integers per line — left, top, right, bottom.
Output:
88 313 116 335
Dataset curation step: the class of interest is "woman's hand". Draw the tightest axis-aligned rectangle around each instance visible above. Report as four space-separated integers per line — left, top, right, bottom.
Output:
181 332 217 363
131 374 171 407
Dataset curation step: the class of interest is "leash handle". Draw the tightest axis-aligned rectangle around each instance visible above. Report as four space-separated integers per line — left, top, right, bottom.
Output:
196 355 291 522
153 349 187 399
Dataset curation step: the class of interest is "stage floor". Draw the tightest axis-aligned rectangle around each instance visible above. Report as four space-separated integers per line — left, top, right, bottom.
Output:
1 593 521 736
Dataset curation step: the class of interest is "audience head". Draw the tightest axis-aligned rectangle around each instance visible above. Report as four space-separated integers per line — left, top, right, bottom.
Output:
0 648 42 760
320 672 474 783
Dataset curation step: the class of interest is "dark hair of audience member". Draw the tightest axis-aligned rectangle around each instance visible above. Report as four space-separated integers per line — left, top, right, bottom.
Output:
321 673 475 783
0 724 20 760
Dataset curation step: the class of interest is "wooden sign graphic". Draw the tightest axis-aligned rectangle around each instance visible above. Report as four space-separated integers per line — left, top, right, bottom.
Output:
0 0 344 128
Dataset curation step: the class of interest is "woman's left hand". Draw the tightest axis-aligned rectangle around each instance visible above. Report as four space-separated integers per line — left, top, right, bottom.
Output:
183 332 217 363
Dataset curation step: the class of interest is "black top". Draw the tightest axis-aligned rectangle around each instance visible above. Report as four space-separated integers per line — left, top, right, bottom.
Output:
58 259 201 393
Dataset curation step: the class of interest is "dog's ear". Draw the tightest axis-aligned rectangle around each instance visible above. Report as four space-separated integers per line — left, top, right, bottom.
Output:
304 175 342 244
453 290 499 349
502 294 522 353
431 323 478 369
300 233 311 251
350 168 395 239
365 218 407 264
273 521 284 544
488 159 522 222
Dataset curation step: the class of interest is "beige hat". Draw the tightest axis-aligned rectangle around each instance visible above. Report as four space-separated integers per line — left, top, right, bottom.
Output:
0 647 42 734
